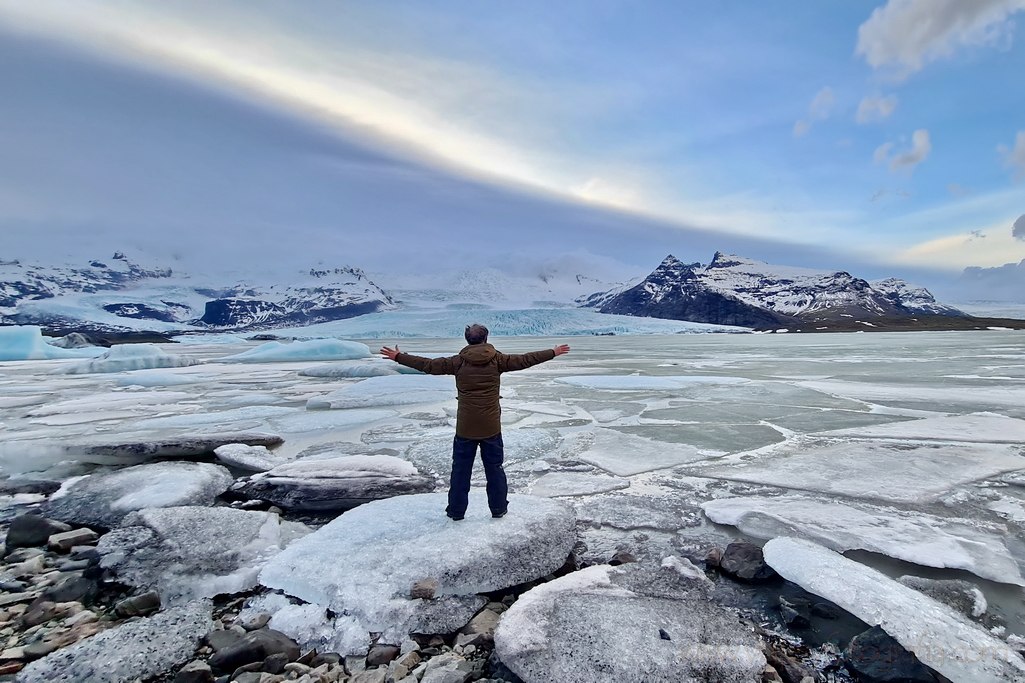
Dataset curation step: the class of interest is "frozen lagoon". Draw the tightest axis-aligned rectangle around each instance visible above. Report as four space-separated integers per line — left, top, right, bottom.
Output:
1 329 1025 642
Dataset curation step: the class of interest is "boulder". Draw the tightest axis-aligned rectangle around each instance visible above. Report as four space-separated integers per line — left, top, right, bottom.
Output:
494 562 766 683
97 506 309 606
42 462 233 529
258 492 576 651
235 455 435 512
207 628 300 673
15 600 212 683
719 542 777 583
5 514 71 548
845 626 939 682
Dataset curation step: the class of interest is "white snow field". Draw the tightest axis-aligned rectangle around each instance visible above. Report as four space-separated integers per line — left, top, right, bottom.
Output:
2 329 1025 649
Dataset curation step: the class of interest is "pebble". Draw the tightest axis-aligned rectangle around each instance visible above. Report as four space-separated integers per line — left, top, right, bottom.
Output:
47 528 100 553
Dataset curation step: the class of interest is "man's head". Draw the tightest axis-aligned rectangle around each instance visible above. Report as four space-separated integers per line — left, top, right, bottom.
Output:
464 323 489 345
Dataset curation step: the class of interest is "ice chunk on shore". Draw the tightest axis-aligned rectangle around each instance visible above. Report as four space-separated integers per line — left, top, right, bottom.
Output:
578 428 717 476
690 439 1025 504
98 507 310 605
43 461 233 527
217 338 371 363
763 537 1025 683
59 344 201 374
259 492 575 648
703 496 1025 585
556 375 749 391
307 375 454 410
215 443 283 472
818 412 1025 444
0 325 103 361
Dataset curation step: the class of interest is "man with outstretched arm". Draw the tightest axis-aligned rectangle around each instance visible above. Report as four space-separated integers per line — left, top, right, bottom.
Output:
380 323 570 521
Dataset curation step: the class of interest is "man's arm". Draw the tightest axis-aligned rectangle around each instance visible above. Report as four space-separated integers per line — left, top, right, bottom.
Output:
380 345 458 375
497 344 570 373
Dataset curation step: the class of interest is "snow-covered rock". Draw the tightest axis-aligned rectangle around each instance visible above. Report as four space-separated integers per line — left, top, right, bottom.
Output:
702 496 1025 585
98 507 310 605
0 325 103 361
216 338 371 363
58 343 200 374
15 600 212 683
763 537 1025 683
259 492 576 649
214 443 283 472
43 462 233 528
235 454 436 511
494 563 765 683
306 374 455 410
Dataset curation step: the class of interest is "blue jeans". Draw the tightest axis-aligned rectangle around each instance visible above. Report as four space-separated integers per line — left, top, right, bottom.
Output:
447 433 507 518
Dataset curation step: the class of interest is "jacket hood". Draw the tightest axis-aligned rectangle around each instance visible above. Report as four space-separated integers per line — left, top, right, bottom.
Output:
459 343 497 365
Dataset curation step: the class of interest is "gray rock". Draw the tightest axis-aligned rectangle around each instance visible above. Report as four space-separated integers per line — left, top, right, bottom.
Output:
173 659 214 683
494 562 766 683
115 591 162 618
719 542 777 583
208 629 300 673
98 506 309 606
235 455 435 512
845 625 938 683
205 629 243 652
42 573 96 603
48 528 99 552
420 652 473 683
42 462 233 529
6 515 72 547
259 492 576 650
366 644 399 667
16 600 212 683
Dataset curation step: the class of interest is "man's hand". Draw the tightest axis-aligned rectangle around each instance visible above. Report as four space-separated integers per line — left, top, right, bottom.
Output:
553 344 570 356
380 345 401 361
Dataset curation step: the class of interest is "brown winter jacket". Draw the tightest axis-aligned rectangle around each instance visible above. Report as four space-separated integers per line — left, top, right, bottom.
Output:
394 343 556 439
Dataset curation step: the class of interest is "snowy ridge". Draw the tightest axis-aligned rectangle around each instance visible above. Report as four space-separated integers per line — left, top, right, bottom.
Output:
585 251 966 328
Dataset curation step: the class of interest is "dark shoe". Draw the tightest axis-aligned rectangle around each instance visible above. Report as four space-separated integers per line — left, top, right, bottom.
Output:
447 513 464 521
491 510 507 519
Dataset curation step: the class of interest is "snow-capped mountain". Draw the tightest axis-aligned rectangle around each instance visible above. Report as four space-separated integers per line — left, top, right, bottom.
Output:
1 254 394 332
582 252 968 329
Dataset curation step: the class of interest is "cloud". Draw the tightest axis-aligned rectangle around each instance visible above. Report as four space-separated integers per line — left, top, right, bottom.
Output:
856 94 898 123
874 129 931 173
1014 214 1025 240
856 0 1025 78
793 87 834 137
570 177 639 209
998 131 1025 179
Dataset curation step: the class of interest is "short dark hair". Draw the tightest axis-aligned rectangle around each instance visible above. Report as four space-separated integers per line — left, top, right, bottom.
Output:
465 323 489 345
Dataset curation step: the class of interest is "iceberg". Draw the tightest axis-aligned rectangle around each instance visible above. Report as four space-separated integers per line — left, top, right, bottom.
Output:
763 537 1025 683
306 374 455 410
216 338 371 363
0 325 103 361
703 496 1025 585
58 343 201 374
259 492 576 647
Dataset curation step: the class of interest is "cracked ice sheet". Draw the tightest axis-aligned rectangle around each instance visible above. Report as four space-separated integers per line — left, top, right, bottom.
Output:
702 496 1025 586
405 428 561 478
527 471 630 498
687 439 1025 504
797 379 1025 412
817 412 1025 444
306 375 455 410
555 375 750 392
577 428 721 476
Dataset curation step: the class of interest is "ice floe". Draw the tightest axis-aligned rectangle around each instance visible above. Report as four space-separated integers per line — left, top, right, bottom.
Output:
58 344 201 374
259 492 575 648
818 412 1025 444
556 375 749 391
306 374 455 410
527 471 631 498
0 325 103 361
703 496 1025 585
576 428 719 475
235 454 435 511
98 507 309 605
690 439 1025 504
763 537 1025 683
214 443 283 472
405 428 560 478
216 338 371 363
43 461 233 528
494 562 765 683
299 360 421 378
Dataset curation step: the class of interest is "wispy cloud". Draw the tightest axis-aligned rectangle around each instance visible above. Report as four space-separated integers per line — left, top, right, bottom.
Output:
856 93 898 123
998 130 1025 179
793 87 835 137
874 130 931 173
856 0 1025 79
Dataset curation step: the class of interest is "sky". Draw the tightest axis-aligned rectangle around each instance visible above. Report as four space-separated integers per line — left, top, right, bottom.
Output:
0 1 1023 291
